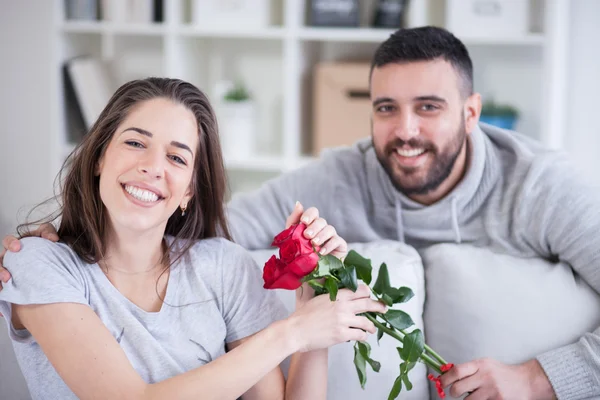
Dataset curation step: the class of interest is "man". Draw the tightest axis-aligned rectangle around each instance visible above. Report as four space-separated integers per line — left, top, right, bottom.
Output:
2 26 599 398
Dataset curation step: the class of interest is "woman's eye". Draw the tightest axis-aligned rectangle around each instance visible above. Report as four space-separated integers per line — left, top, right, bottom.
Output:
169 155 187 165
125 141 144 148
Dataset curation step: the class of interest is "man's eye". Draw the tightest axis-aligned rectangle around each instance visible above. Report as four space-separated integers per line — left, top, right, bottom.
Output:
420 104 438 112
169 155 186 165
125 141 144 148
377 105 394 113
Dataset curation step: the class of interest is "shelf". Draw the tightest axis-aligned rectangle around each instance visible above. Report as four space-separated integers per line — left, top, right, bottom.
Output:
225 155 315 172
61 21 166 36
298 27 395 43
60 21 104 34
460 34 545 46
178 25 285 40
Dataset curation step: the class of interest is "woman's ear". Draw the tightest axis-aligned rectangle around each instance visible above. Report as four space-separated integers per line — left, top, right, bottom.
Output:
95 158 104 177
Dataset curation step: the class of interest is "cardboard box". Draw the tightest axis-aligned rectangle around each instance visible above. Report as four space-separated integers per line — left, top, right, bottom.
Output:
312 62 372 155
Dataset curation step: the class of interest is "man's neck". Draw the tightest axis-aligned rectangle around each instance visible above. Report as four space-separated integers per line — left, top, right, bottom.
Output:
408 137 471 206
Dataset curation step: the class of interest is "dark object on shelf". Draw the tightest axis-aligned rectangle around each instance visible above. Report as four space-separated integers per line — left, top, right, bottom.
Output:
372 0 408 28
153 0 164 23
308 0 360 27
65 0 99 21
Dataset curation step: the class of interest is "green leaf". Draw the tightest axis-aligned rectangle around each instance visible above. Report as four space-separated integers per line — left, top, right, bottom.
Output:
385 309 415 331
357 341 381 372
387 376 403 400
377 327 384 344
373 263 391 295
353 342 367 389
381 293 394 307
388 286 414 304
308 280 327 296
317 254 344 276
338 265 358 292
400 329 424 363
344 250 372 285
324 276 338 301
401 370 413 391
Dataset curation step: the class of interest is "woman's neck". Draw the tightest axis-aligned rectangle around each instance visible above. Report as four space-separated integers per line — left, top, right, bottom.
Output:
102 226 167 275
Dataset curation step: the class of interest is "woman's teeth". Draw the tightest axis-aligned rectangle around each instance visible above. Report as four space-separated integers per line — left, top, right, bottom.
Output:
396 148 426 157
124 185 159 203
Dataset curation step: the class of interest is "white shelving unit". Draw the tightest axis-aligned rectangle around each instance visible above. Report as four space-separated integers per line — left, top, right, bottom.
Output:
52 0 569 195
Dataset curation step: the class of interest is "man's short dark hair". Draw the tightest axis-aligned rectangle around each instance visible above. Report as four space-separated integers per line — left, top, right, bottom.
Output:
371 26 474 98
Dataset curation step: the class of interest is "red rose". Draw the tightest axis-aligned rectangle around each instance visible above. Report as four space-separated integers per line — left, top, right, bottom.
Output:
263 223 320 290
262 255 303 290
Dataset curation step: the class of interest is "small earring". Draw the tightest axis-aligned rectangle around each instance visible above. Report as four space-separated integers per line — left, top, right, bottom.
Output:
181 204 187 216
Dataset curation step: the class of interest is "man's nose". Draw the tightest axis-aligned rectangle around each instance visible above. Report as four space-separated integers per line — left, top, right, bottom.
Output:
392 112 419 141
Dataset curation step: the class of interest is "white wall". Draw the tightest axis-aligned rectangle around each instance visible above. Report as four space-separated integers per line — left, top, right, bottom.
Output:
0 2 54 399
564 0 600 185
0 1 55 239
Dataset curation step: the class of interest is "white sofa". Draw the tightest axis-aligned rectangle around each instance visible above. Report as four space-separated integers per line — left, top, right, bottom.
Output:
2 240 600 399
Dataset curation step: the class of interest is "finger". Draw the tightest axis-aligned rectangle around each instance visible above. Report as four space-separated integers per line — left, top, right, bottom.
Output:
319 235 347 256
311 225 336 247
299 207 320 227
440 361 479 388
336 284 372 301
351 298 388 315
0 267 10 283
285 202 305 229
304 217 327 239
464 388 487 400
38 223 59 242
342 327 369 343
2 236 20 253
448 372 482 398
347 315 376 334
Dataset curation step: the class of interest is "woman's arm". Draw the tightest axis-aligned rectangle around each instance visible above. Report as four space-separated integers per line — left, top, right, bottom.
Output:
15 302 294 400
16 285 384 400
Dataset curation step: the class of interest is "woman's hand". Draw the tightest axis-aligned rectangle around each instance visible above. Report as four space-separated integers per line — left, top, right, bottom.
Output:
286 284 386 353
285 202 348 260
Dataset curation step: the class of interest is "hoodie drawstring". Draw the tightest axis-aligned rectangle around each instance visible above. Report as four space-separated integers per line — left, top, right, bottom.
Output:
451 196 462 243
395 200 405 242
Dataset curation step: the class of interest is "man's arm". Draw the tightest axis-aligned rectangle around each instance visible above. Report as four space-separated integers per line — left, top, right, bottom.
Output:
517 156 600 399
226 159 335 250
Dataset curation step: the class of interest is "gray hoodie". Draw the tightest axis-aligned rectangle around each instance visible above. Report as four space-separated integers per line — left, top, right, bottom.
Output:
227 123 600 399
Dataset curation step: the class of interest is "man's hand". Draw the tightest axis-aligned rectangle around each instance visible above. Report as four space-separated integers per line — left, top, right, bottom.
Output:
0 223 59 292
440 358 556 400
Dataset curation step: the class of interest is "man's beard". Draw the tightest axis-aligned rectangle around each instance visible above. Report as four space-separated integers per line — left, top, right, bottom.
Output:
375 120 467 196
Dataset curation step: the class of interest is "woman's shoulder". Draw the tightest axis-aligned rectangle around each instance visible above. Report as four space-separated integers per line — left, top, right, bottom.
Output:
6 237 82 267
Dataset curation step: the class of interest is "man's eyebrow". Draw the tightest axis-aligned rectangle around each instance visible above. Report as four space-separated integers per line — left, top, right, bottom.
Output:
373 97 395 107
413 95 447 103
122 127 194 158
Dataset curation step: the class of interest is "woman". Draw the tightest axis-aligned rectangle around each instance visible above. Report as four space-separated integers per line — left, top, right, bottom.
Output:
0 78 385 400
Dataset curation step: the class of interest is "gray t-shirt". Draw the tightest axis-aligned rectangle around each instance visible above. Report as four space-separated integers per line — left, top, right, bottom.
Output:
0 236 287 399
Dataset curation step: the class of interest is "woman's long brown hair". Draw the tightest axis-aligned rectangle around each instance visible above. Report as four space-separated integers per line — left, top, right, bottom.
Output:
19 77 231 266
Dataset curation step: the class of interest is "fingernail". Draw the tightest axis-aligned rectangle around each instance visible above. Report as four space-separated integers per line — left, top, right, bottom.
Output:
301 217 309 224
312 237 321 245
305 230 313 237
295 201 300 207
319 247 327 254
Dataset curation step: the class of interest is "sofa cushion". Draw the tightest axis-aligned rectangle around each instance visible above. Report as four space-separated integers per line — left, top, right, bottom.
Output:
420 243 600 398
249 240 429 400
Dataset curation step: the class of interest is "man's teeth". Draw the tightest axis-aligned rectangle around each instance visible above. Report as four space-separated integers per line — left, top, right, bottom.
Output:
396 148 425 157
124 185 159 203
